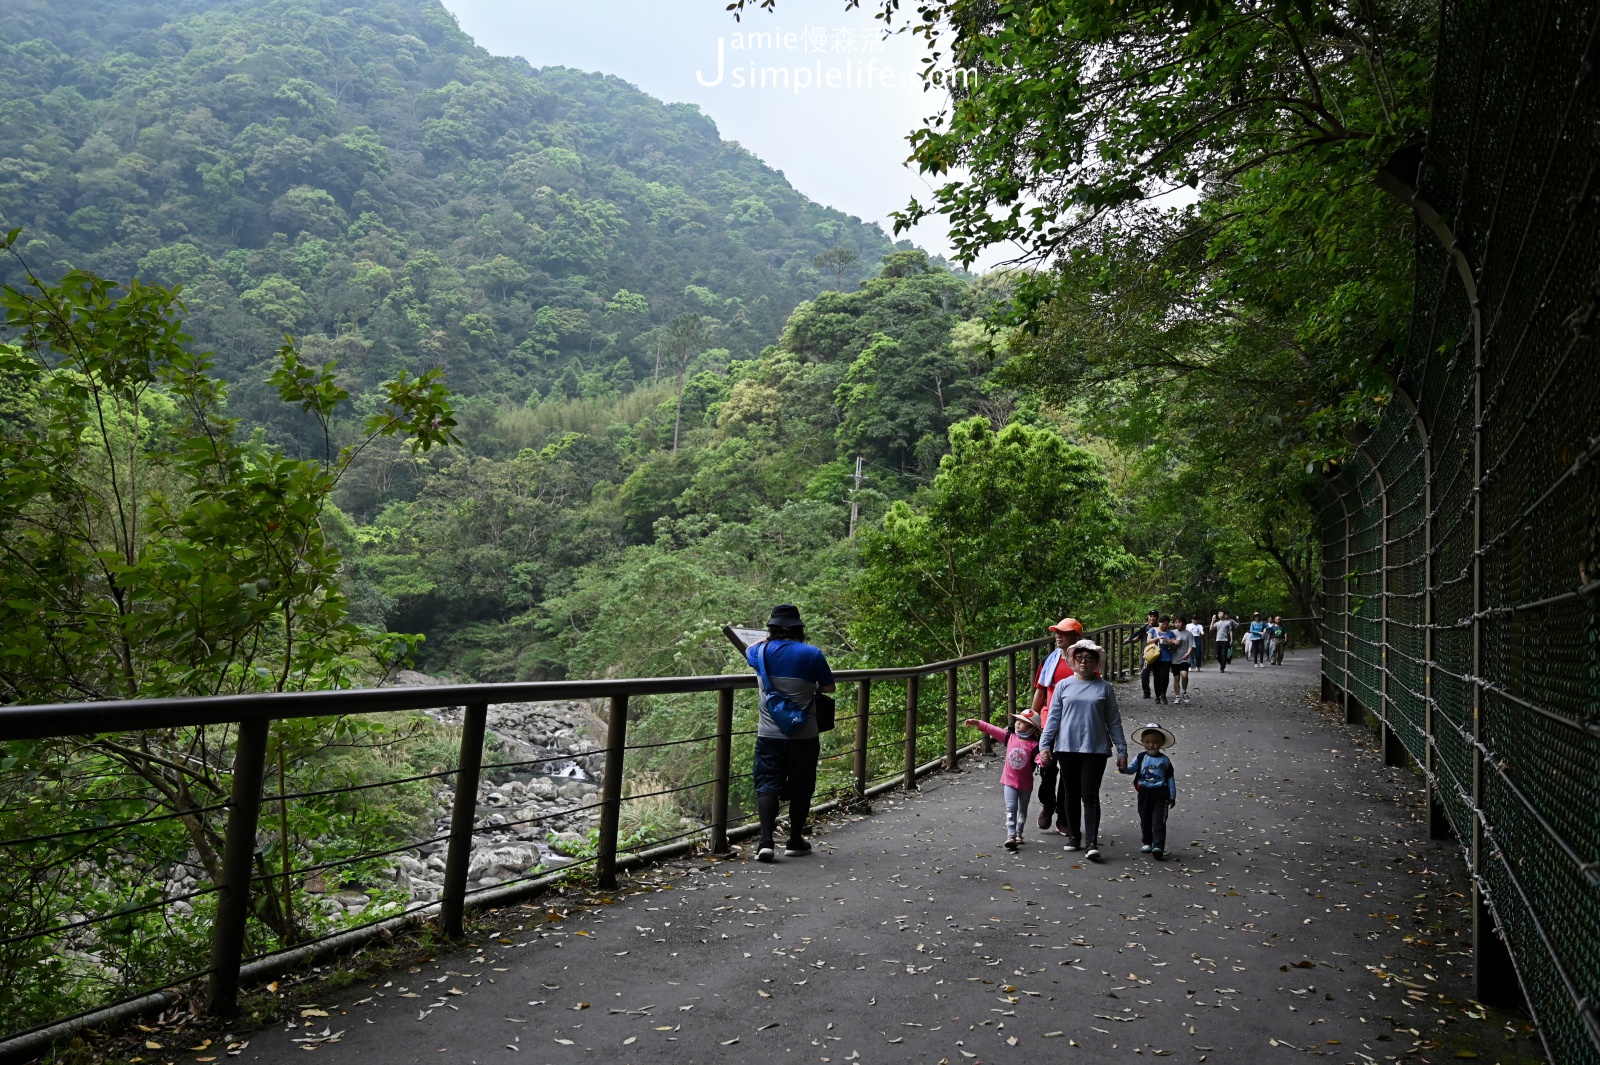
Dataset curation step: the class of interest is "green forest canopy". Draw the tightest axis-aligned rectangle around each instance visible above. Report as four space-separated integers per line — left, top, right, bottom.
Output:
0 0 1416 690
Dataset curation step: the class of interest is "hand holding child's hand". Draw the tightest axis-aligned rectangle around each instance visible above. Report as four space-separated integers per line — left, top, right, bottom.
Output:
1038 749 1052 766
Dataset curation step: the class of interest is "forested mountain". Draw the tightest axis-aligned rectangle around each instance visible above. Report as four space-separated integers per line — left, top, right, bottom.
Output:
0 0 898 435
0 0 1303 689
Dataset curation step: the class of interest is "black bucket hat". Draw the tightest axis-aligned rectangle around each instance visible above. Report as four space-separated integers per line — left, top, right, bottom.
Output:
767 604 804 628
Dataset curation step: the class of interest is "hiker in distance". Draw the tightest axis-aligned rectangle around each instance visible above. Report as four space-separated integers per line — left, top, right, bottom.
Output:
746 604 835 863
1037 639 1128 861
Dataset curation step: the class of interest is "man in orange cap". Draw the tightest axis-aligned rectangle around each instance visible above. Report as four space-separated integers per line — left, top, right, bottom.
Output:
1031 617 1084 833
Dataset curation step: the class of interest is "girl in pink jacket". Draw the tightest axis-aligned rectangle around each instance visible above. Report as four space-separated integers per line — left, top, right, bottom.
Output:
965 709 1042 851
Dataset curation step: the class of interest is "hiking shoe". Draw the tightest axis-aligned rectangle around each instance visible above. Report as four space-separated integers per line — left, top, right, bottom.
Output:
1084 843 1103 861
1143 693 1152 700
1063 838 1081 852
783 840 812 857
1140 844 1153 853
1037 806 1053 830
1151 849 1165 861
757 843 776 863
1004 835 1019 852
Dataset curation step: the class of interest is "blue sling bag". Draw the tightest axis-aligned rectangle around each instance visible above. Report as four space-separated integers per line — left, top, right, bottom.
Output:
753 641 809 737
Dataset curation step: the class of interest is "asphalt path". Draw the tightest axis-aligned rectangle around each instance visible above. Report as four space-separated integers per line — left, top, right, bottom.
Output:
238 653 1540 1065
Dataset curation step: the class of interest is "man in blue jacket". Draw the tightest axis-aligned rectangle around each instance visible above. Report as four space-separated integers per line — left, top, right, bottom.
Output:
746 604 835 863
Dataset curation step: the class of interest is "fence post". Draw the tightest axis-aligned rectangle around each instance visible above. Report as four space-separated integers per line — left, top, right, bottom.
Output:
596 693 629 889
853 680 871 804
1007 652 1017 718
978 659 992 754
944 666 959 769
439 702 488 939
902 674 919 791
207 717 271 1015
710 687 734 855
1392 386 1450 840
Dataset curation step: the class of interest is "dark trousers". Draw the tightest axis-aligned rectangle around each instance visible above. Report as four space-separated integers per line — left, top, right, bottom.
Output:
1152 661 1171 698
1140 659 1154 696
1215 640 1231 671
1038 758 1058 822
1055 752 1109 844
1137 788 1170 851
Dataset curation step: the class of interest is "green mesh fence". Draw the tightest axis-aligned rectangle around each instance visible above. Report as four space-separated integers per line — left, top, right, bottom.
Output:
1316 2 1600 1062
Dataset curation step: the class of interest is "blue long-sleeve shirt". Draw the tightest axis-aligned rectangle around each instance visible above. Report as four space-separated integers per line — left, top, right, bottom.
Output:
1120 751 1177 802
1041 676 1127 759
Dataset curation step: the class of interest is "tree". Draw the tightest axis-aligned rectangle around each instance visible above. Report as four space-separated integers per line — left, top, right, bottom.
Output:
665 313 710 452
0 234 458 979
850 417 1132 662
813 245 858 290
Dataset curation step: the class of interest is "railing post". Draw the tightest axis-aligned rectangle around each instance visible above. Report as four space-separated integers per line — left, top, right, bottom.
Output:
207 717 271 1015
853 680 871 804
1006 652 1017 718
710 687 734 855
978 659 992 754
596 693 629 889
439 702 488 939
902 674 919 791
943 666 959 770
1029 644 1040 691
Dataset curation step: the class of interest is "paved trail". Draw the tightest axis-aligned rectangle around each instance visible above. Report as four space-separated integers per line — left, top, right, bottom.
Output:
243 654 1540 1065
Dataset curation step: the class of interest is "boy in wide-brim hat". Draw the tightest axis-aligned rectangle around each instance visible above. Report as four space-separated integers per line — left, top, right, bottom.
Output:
1119 722 1178 860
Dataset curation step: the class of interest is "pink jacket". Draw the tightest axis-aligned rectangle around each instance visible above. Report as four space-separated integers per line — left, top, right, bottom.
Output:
974 720 1039 792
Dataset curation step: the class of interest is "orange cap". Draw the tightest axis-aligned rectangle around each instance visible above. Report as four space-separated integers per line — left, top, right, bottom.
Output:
1047 617 1084 634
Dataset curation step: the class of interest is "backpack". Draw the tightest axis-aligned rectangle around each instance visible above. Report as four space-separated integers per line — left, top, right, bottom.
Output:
754 641 810 737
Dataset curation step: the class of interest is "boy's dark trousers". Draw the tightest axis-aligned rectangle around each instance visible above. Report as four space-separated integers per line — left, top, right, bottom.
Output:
1137 787 1170 852
1037 758 1058 827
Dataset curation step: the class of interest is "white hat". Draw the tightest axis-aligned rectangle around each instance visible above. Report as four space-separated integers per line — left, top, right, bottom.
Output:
1135 722 1176 749
1068 638 1103 664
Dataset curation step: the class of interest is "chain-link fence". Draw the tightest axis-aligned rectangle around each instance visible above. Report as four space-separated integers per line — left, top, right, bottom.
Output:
1317 2 1600 1062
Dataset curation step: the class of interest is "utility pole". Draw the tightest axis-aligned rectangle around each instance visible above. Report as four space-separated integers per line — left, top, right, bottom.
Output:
848 455 863 539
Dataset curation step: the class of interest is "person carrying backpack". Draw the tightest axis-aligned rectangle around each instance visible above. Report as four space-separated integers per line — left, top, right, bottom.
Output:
746 604 836 863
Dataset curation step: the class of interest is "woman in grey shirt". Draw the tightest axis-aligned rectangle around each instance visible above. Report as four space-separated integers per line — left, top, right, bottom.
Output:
1038 640 1128 861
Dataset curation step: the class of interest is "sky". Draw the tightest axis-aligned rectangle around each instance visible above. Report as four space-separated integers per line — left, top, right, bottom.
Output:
439 0 1011 268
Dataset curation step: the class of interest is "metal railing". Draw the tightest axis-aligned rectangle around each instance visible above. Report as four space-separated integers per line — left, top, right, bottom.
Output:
0 624 1138 1057
1317 2 1600 1061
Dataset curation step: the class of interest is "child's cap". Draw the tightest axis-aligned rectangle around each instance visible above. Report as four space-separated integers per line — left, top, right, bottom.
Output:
1009 708 1042 730
1136 723 1176 749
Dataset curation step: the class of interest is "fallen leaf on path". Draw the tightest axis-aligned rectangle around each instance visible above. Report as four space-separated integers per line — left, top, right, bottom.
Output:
553 1038 574 1045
